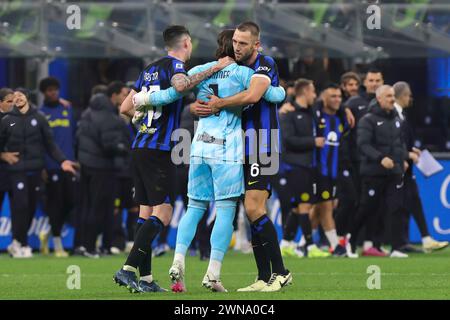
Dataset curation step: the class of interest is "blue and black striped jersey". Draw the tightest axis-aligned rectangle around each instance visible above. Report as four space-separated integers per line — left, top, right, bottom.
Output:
315 108 348 179
131 56 187 151
242 54 281 156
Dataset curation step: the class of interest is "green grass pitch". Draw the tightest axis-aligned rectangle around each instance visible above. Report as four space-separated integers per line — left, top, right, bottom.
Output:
1 248 449 300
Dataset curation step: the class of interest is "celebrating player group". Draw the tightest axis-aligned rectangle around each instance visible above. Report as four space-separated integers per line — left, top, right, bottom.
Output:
113 21 292 293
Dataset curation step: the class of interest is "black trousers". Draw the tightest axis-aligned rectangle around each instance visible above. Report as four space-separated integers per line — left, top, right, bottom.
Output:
44 170 76 237
112 177 138 249
80 167 117 252
9 172 42 245
335 162 360 237
350 174 407 251
270 170 292 229
400 173 429 243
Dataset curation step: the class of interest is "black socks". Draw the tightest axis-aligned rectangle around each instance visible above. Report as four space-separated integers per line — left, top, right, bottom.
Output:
125 216 163 272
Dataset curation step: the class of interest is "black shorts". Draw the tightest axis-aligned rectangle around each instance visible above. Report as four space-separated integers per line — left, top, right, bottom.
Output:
288 166 316 206
314 175 337 203
131 148 174 207
244 153 280 197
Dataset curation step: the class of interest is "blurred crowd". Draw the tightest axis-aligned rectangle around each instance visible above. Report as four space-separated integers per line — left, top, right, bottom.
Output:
0 66 448 259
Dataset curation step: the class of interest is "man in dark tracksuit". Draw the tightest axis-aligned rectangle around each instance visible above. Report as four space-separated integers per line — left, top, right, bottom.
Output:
279 79 330 258
77 89 129 257
349 85 409 257
39 77 77 257
334 72 361 243
0 89 77 258
0 88 15 209
110 84 139 254
393 82 449 253
339 69 384 256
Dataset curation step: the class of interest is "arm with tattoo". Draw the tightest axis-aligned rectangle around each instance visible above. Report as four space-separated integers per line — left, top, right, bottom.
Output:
170 56 233 93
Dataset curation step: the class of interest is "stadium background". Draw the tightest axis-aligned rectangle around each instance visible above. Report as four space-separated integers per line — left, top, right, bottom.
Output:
1 164 449 250
0 0 450 248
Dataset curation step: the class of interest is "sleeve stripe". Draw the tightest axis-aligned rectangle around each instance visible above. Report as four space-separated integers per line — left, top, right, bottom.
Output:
251 74 271 83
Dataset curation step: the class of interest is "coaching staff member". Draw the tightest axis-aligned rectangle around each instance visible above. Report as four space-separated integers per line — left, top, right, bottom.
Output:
76 83 129 257
393 81 448 253
0 89 77 258
348 85 409 258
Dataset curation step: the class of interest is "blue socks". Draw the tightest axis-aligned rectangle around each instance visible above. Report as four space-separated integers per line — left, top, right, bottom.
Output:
175 199 208 255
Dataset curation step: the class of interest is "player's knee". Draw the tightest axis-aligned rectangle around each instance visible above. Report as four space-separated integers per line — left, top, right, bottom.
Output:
244 200 264 221
152 204 173 226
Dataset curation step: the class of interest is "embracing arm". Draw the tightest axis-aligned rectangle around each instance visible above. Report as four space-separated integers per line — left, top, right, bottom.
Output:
171 57 233 93
262 85 286 103
120 89 137 117
210 77 271 109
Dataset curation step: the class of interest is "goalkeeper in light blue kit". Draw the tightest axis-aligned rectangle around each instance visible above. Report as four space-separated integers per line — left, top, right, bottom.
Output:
132 29 285 292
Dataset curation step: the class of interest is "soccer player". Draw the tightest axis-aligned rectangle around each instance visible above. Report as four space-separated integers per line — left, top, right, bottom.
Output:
205 22 292 292
38 77 77 258
309 84 349 256
133 29 285 292
279 79 330 259
113 25 233 293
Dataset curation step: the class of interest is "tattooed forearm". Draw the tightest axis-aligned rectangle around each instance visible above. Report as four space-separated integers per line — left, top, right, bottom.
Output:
171 66 217 93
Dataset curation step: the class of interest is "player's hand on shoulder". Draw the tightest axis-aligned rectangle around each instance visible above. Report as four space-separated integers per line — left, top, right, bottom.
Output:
214 56 235 72
344 108 355 128
190 100 213 117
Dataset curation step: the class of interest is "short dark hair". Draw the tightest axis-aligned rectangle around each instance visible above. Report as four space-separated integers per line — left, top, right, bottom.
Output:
107 81 126 98
215 29 235 59
294 78 313 96
163 25 190 49
236 21 260 38
91 84 108 96
340 72 361 86
367 67 382 75
15 87 30 100
324 82 341 91
39 76 60 93
0 87 14 101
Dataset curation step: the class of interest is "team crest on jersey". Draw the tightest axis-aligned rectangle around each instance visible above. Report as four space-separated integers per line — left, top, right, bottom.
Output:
62 110 68 117
175 63 184 69
326 131 340 146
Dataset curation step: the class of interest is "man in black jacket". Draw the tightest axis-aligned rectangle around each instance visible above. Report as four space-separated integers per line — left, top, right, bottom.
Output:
77 82 129 257
393 82 448 253
342 69 385 256
0 88 15 210
348 85 409 258
279 79 330 258
0 89 77 258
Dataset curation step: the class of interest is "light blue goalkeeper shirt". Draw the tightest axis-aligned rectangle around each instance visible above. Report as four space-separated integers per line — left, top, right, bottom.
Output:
148 61 285 162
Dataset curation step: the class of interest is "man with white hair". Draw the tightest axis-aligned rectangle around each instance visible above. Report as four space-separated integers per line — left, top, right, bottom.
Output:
393 82 448 253
348 85 410 258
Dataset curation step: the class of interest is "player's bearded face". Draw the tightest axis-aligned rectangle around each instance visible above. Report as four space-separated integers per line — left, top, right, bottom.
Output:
232 30 257 63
